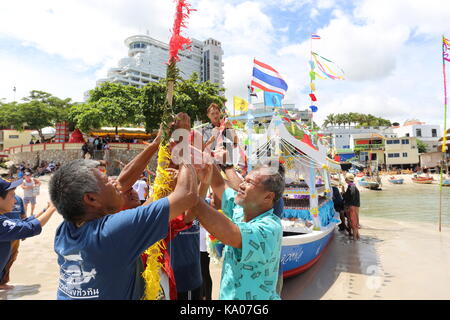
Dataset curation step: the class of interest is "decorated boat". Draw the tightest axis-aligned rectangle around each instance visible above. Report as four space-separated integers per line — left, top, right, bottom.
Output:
412 176 434 184
388 176 404 184
249 113 341 278
358 177 381 190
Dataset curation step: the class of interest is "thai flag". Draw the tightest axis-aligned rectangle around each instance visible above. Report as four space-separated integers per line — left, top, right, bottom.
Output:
251 59 288 96
311 34 321 39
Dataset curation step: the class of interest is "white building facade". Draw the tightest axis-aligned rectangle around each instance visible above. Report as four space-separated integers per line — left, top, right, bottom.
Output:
392 120 440 152
95 34 224 92
321 126 395 152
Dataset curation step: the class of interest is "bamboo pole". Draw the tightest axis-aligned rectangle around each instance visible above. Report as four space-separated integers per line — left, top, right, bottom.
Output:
439 35 448 233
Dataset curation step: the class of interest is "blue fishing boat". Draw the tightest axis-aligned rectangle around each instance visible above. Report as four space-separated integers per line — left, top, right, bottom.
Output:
358 177 381 190
388 176 404 184
441 179 450 187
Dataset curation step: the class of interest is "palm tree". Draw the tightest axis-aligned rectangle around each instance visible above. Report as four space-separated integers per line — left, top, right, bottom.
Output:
323 113 336 128
335 113 345 127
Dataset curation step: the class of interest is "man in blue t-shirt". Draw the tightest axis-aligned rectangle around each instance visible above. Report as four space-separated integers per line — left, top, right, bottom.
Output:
0 178 56 290
49 158 199 300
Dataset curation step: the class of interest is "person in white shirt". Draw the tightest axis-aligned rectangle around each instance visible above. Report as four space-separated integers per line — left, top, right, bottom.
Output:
132 174 148 204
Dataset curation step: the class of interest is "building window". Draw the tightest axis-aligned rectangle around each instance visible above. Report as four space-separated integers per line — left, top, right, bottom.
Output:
406 133 410 137
401 139 409 144
416 128 422 137
388 153 400 158
432 129 437 137
8 135 19 139
402 152 408 157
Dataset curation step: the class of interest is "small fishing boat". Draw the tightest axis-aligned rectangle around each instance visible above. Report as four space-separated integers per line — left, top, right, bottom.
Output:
441 179 450 187
358 177 381 190
412 176 434 184
388 176 404 184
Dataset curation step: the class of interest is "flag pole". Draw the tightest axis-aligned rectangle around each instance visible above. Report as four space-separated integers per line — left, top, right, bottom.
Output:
439 35 449 232
310 34 314 131
247 84 253 172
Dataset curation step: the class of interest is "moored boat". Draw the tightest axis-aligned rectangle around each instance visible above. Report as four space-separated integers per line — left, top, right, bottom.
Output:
412 176 434 184
358 177 381 190
388 176 404 184
441 179 450 187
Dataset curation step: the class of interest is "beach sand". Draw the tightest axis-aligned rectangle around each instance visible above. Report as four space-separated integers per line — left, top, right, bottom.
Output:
1 175 450 300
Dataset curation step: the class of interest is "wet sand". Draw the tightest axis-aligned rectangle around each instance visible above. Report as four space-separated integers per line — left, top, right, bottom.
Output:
2 176 450 300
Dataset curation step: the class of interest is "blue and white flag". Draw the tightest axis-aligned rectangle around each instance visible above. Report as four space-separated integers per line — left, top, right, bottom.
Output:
264 91 283 107
251 59 288 96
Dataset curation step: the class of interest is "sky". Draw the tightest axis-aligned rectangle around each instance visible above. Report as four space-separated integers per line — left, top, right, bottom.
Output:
1 0 450 128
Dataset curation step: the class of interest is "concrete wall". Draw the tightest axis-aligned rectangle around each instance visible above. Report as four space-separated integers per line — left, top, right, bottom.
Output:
0 129 33 151
8 148 158 176
419 152 444 168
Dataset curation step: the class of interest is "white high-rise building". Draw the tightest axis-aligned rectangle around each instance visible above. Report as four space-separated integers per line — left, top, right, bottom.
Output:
95 34 224 93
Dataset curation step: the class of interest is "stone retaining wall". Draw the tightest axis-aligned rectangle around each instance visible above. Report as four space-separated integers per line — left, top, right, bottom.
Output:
9 149 158 176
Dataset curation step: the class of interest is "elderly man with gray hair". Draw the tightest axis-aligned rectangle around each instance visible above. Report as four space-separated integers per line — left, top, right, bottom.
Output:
50 114 200 300
185 160 285 300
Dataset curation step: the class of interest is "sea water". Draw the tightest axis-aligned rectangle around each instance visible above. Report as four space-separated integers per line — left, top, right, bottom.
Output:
360 183 450 227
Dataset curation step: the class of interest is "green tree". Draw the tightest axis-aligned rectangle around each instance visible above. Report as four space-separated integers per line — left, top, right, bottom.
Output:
141 73 226 131
416 138 428 153
69 82 143 134
0 102 22 129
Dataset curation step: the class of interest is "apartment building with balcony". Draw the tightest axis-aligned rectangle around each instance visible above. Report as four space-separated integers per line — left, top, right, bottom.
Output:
350 133 387 166
392 120 440 152
384 136 420 169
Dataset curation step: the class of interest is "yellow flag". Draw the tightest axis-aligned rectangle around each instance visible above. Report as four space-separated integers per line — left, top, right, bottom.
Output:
233 96 249 112
310 82 316 91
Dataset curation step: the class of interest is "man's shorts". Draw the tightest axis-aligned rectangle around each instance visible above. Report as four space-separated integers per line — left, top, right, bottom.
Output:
23 197 36 205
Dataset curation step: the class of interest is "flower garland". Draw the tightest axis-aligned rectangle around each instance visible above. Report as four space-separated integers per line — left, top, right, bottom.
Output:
142 144 173 300
141 0 195 300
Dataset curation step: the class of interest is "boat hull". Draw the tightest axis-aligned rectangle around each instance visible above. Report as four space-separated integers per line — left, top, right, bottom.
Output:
388 179 404 184
412 178 433 184
281 224 335 278
358 181 381 189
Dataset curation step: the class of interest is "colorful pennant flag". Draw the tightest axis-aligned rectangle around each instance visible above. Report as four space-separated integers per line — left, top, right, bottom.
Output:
311 34 321 40
444 36 450 62
309 93 317 101
311 52 345 80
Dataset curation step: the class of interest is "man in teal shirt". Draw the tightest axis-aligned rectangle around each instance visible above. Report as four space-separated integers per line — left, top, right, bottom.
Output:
187 162 285 300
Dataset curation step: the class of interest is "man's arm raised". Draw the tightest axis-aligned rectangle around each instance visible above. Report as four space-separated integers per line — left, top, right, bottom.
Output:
166 164 199 220
193 200 242 248
116 130 161 192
